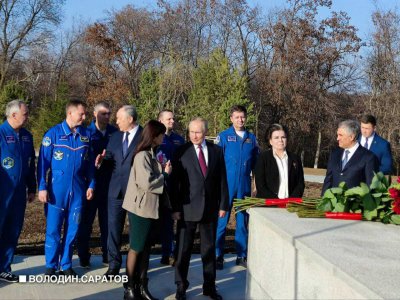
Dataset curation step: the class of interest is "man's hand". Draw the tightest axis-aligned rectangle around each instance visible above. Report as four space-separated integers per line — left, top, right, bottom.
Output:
95 149 106 169
38 190 48 203
86 188 94 200
219 210 226 218
172 212 181 220
27 193 35 203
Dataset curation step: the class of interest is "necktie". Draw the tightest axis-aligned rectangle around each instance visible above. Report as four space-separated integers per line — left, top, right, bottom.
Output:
198 145 207 177
122 132 130 157
342 150 350 170
364 137 369 149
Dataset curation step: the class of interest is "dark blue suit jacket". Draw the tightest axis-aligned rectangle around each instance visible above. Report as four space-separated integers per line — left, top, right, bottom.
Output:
106 126 143 199
322 145 379 195
360 134 392 175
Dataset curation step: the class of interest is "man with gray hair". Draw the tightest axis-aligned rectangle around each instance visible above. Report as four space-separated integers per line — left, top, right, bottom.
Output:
77 101 117 268
322 119 379 195
0 100 36 283
100 105 143 279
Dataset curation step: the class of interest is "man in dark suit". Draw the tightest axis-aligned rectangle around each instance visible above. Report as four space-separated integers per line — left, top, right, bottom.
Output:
172 118 229 300
322 120 379 195
101 105 142 278
359 114 392 175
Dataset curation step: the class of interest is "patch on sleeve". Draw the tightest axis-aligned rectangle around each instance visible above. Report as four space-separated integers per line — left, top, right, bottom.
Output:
2 157 14 169
214 135 220 144
42 137 51 147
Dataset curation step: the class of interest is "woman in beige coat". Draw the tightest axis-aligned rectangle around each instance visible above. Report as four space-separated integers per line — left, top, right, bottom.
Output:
122 120 172 300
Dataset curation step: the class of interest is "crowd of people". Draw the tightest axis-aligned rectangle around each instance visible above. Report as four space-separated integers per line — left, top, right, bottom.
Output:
0 99 393 300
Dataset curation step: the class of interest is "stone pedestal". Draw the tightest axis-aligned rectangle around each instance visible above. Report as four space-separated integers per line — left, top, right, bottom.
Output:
246 208 400 299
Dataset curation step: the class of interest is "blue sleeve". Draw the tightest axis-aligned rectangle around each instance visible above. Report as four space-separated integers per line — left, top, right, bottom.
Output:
380 142 393 175
37 131 54 191
87 137 96 189
251 135 259 170
27 138 36 194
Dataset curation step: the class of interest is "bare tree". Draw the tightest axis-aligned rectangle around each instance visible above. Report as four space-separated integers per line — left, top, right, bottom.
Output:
0 0 63 88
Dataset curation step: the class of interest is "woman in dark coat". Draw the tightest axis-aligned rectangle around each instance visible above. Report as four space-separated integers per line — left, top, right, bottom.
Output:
254 124 304 199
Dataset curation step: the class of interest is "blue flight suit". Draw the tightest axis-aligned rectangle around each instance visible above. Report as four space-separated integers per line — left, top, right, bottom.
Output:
215 126 258 258
156 132 185 259
0 121 36 273
37 120 95 271
77 121 117 263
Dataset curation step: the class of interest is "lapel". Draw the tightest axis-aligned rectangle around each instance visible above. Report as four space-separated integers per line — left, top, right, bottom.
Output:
122 126 142 162
205 142 215 178
188 144 204 178
369 134 379 152
336 148 344 171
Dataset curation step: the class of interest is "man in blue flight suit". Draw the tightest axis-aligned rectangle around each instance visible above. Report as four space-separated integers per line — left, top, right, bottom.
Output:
0 100 36 283
157 109 185 266
77 101 117 268
38 99 95 277
215 105 258 269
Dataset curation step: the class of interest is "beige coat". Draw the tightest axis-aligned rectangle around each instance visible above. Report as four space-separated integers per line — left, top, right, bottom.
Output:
122 149 164 219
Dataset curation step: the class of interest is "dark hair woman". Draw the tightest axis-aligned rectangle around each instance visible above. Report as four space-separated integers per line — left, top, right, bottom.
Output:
122 120 172 300
254 123 304 199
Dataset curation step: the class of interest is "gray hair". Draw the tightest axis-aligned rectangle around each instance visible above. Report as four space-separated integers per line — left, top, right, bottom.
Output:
121 105 137 121
338 120 360 140
189 117 208 133
94 101 111 113
5 100 26 118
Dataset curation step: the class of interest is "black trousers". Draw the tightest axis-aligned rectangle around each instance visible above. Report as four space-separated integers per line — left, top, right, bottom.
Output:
107 197 126 271
174 219 217 290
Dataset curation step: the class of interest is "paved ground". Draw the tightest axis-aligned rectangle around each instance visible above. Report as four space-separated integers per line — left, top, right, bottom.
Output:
304 174 325 183
0 255 246 300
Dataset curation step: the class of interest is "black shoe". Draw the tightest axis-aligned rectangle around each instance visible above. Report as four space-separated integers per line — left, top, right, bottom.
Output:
175 282 188 300
123 282 135 300
160 255 169 265
102 257 109 266
175 288 186 300
59 268 78 277
103 268 119 281
160 255 175 266
235 257 247 268
0 272 19 283
203 288 223 300
139 278 158 300
44 268 56 276
79 258 91 269
216 256 224 270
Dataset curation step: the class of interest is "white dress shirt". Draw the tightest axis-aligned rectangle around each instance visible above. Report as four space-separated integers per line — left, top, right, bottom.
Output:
123 125 139 148
273 151 289 199
342 142 359 162
360 133 375 150
194 140 208 166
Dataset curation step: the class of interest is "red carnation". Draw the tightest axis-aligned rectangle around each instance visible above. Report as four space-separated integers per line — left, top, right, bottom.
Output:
397 177 400 183
389 188 400 199
393 198 400 215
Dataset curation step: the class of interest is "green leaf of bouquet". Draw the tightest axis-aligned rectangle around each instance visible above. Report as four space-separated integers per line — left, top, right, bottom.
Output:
371 193 382 198
363 209 378 221
390 215 400 225
316 198 332 212
381 197 392 203
344 184 369 197
333 202 345 212
330 187 343 195
323 189 336 199
338 182 347 190
362 194 377 211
